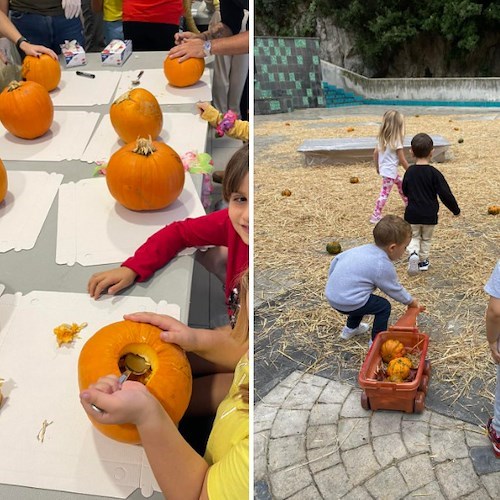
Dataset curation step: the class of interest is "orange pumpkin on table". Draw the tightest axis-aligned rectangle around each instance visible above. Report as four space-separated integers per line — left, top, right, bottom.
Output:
0 80 53 139
78 320 192 444
0 158 7 203
106 137 185 211
110 88 163 143
22 54 61 91
163 56 205 87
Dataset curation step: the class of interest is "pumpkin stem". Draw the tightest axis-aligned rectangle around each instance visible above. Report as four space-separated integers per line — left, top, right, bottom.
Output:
133 137 157 156
7 80 22 92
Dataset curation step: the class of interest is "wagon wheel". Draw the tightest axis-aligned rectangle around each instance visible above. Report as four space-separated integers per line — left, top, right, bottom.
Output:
423 359 432 377
418 375 429 394
414 391 426 413
360 391 370 410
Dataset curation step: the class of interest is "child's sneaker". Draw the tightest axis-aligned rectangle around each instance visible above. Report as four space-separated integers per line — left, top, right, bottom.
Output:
341 322 370 340
486 418 500 458
418 259 430 271
407 251 419 276
370 215 381 224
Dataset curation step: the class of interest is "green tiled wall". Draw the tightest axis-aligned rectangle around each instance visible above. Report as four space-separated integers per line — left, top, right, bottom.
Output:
255 37 325 115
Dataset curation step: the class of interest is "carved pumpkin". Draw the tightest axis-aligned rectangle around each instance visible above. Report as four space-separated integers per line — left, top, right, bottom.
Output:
106 137 185 211
380 339 406 363
0 80 53 139
0 158 7 203
487 205 500 215
326 241 342 255
386 357 412 381
163 56 205 87
22 54 61 91
78 320 192 443
110 88 163 143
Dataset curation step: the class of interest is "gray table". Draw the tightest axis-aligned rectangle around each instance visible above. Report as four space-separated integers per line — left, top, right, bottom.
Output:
0 51 209 500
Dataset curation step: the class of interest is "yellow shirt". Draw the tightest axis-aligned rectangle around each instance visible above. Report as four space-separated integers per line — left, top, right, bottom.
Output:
204 355 249 500
103 0 122 22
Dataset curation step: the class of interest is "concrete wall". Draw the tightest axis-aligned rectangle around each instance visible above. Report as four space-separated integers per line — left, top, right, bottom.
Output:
321 61 500 103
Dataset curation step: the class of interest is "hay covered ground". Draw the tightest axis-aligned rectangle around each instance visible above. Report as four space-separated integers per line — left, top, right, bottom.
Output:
254 110 500 412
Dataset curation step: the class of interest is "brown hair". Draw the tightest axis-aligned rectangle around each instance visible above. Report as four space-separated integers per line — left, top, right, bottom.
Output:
373 215 411 247
411 133 433 159
222 143 249 202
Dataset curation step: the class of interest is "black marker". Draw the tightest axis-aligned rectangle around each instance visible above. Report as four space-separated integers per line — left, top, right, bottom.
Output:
76 71 95 79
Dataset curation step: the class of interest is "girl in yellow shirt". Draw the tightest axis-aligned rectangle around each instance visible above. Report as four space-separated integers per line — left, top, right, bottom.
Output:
91 0 123 43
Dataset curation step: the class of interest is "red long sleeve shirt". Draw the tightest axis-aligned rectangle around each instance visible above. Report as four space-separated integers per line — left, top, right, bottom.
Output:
122 208 249 309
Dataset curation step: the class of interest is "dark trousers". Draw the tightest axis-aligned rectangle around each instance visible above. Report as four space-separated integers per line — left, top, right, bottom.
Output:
123 21 178 51
337 294 391 340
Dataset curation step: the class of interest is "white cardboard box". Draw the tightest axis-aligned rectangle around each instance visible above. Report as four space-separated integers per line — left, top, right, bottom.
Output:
101 39 132 66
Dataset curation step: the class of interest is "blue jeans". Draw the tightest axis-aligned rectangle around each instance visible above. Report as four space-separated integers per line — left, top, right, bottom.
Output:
337 294 391 340
10 10 84 54
104 20 124 45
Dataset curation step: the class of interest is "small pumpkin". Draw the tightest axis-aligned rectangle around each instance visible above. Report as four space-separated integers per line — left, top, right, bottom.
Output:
0 80 53 139
380 339 406 363
163 56 205 87
347 127 355 132
386 357 412 381
487 205 500 215
281 189 292 197
350 176 359 184
106 137 185 211
22 54 61 91
0 158 7 203
78 320 192 443
326 241 342 255
110 88 163 143
458 138 464 144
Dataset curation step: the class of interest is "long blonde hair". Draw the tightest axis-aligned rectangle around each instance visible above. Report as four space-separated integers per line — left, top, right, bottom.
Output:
378 110 405 151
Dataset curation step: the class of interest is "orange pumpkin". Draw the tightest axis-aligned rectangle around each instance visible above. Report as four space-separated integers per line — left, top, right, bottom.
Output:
380 339 406 363
163 56 205 87
110 88 163 143
0 158 7 203
0 80 53 139
387 357 412 381
78 320 192 444
106 137 185 211
22 54 61 91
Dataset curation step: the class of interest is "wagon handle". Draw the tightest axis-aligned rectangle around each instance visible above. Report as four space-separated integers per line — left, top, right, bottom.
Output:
389 305 426 331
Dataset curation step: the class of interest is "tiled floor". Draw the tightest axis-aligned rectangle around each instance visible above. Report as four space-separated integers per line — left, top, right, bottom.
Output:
187 131 243 329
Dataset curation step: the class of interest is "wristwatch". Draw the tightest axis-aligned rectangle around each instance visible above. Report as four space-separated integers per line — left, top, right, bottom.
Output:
15 36 29 51
203 40 212 57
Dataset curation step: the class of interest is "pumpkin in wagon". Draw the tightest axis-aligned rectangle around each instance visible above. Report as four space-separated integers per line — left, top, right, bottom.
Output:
163 56 205 87
380 339 406 363
78 320 192 444
386 357 412 382
106 137 185 211
21 54 61 91
0 159 7 203
110 88 163 143
0 80 53 139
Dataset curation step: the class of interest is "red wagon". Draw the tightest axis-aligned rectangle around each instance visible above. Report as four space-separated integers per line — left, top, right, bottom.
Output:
358 307 431 413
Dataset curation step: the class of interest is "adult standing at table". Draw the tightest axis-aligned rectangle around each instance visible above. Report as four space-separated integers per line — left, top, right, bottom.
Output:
170 0 249 120
0 0 85 55
122 0 182 51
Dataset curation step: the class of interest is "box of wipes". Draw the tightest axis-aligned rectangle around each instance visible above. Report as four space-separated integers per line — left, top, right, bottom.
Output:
60 39 86 67
101 39 132 66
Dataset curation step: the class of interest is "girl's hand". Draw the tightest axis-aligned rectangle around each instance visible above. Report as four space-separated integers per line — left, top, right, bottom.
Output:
196 101 209 115
80 375 156 426
21 42 58 59
88 267 138 299
124 312 200 352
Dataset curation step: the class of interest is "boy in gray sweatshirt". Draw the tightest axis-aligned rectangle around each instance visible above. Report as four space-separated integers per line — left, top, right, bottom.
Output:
325 215 420 342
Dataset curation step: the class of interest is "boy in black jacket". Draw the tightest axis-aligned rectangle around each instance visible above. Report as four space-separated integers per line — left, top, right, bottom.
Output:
403 133 460 275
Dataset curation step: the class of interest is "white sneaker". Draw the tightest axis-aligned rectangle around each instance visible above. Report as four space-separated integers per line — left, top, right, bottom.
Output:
340 322 370 340
407 251 419 276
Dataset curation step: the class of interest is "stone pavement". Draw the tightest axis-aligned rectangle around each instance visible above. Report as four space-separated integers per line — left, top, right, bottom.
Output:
254 370 500 500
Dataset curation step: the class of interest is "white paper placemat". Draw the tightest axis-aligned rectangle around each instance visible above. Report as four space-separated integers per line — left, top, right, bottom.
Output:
81 111 208 164
115 68 212 104
0 290 176 498
0 171 63 252
51 71 122 106
0 111 100 161
56 173 206 266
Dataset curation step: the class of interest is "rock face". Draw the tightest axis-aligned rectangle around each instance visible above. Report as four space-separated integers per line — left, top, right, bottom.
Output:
316 18 500 77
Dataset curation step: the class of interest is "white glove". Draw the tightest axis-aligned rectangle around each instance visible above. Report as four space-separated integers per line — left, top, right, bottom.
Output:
62 0 82 19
